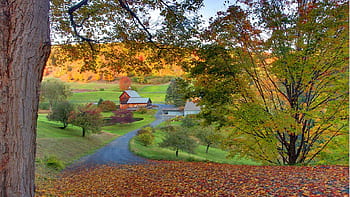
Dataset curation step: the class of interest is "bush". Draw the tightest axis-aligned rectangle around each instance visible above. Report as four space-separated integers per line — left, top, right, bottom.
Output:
137 127 154 135
110 109 136 124
136 107 147 114
98 100 117 112
135 132 154 146
44 155 65 170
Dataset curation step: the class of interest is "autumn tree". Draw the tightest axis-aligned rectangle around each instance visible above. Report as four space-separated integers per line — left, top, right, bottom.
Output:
191 1 349 165
135 127 155 146
41 77 72 111
119 76 132 91
0 1 51 196
1 0 203 195
69 103 103 137
47 101 75 129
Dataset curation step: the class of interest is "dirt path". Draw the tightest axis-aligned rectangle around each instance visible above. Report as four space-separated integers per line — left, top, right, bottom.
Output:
67 104 174 169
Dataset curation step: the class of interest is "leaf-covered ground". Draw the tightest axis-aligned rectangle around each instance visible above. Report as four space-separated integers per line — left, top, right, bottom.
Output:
36 161 349 196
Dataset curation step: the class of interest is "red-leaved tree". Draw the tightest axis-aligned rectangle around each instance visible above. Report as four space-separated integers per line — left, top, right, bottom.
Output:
119 76 132 91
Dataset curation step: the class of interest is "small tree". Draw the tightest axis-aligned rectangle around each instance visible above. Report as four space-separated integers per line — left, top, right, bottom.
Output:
41 78 72 111
98 100 117 112
160 128 197 157
69 103 103 137
47 101 75 129
135 127 155 146
119 76 132 91
195 126 221 154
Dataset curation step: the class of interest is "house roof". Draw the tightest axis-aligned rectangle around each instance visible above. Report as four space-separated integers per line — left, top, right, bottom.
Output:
127 97 151 104
184 101 200 111
124 90 141 98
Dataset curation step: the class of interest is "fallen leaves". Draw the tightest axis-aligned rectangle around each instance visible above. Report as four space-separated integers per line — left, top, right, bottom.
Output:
36 161 349 196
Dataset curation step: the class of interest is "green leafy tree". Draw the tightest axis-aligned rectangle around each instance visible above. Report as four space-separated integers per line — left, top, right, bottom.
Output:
160 128 197 157
165 77 189 107
69 103 103 137
191 1 349 165
47 101 75 129
181 116 199 128
41 78 72 111
195 126 221 154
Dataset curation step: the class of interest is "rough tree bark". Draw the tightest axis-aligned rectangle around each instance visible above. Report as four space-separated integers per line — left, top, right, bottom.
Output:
0 0 50 196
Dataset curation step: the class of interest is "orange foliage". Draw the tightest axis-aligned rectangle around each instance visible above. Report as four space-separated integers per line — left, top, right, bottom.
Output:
36 161 349 196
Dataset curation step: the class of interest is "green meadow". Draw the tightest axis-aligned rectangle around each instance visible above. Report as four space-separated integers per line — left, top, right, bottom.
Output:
66 82 168 104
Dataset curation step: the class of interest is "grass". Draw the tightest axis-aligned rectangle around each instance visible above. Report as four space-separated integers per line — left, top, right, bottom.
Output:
67 83 168 104
36 114 119 181
68 81 120 91
36 109 157 182
69 91 121 104
138 84 169 93
130 130 260 165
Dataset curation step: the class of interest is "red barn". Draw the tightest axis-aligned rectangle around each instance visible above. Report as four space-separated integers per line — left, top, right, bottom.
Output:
119 90 152 109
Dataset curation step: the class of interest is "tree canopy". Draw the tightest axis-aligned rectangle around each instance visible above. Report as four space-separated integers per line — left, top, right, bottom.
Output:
190 0 349 165
41 78 72 110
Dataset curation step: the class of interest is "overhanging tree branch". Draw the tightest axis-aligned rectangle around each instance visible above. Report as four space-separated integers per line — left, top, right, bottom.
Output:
68 0 95 50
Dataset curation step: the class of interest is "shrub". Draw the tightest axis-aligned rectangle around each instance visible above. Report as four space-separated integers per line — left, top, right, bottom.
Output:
98 100 117 112
44 155 65 170
137 127 154 135
136 107 147 114
110 109 136 124
136 132 154 146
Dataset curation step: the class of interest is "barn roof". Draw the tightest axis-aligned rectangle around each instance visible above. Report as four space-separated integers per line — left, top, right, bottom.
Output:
124 90 141 98
184 101 200 111
127 97 151 104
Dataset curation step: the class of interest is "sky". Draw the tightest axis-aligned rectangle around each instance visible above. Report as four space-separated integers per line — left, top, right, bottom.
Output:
200 0 231 23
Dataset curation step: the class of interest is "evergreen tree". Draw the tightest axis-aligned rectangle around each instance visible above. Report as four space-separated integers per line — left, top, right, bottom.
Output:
165 77 189 107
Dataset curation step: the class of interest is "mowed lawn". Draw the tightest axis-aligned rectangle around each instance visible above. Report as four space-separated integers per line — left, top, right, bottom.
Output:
35 110 156 181
36 162 349 196
68 83 168 104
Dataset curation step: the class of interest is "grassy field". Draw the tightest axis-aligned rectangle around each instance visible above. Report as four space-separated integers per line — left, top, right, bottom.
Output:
130 130 259 165
36 109 157 181
66 82 168 104
138 84 169 93
68 81 120 91
69 91 121 104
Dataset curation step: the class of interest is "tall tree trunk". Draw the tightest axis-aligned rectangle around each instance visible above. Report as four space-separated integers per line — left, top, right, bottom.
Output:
0 1 50 196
